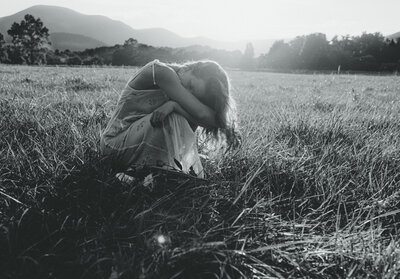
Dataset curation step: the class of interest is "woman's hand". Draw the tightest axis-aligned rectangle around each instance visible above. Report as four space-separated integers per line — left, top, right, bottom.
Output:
150 101 175 127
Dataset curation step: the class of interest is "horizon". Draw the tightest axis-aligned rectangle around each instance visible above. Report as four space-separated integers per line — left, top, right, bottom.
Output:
1 1 399 42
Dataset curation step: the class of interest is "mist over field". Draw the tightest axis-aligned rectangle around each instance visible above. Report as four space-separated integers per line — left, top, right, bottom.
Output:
1 64 399 278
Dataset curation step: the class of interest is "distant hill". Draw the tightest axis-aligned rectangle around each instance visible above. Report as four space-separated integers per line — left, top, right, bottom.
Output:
0 5 137 46
0 5 276 55
49 33 108 51
387 31 400 40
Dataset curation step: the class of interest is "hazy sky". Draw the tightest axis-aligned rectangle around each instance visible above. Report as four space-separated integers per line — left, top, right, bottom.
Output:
2 0 399 41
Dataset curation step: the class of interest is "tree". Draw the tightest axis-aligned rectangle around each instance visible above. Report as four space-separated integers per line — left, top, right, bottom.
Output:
67 55 82 65
124 38 138 47
0 32 6 62
240 42 255 69
298 33 330 69
353 32 385 58
7 14 51 64
259 40 295 69
112 38 139 65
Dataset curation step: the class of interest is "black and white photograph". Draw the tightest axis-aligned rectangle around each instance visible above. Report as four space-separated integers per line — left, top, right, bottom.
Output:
0 0 399 278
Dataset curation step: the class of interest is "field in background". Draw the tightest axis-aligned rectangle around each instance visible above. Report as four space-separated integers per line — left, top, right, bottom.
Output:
1 65 400 278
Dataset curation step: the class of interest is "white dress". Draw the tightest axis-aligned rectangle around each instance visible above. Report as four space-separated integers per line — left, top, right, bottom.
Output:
100 60 204 177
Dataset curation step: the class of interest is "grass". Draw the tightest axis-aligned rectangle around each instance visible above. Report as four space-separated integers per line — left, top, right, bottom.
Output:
1 64 400 278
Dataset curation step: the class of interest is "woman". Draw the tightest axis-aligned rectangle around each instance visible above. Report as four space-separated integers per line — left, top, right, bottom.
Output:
100 59 240 178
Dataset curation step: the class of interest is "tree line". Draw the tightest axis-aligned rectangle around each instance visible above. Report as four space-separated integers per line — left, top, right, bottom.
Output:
258 33 400 72
1 14 399 72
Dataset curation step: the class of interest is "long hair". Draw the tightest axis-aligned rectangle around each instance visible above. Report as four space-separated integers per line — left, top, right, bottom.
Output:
167 60 240 149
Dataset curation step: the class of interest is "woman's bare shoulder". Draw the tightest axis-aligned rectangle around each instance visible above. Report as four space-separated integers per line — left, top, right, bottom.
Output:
153 62 180 87
128 60 169 90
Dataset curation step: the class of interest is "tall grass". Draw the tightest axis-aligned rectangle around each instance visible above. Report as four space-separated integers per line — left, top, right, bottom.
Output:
1 65 400 278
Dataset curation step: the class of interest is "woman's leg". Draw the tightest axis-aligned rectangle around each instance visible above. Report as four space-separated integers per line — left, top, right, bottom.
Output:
103 113 203 176
163 113 204 177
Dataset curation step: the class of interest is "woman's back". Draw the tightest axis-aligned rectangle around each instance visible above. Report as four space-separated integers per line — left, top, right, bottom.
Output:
102 60 168 139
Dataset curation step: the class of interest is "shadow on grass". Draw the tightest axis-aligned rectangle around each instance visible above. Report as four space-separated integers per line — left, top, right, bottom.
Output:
1 155 254 278
1 102 398 278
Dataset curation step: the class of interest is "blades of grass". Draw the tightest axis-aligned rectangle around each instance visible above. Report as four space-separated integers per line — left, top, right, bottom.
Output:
233 163 264 205
0 189 25 205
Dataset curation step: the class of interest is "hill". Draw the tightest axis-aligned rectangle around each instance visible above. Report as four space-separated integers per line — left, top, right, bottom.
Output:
0 5 275 55
387 31 400 40
49 33 108 51
0 5 137 46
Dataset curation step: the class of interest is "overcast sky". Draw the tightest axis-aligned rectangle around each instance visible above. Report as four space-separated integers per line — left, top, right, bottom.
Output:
2 0 399 41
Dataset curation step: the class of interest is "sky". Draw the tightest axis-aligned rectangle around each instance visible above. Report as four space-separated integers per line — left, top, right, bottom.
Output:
1 0 399 41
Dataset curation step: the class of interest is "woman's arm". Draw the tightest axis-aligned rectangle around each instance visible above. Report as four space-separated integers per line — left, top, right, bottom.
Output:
155 63 219 129
171 101 199 131
150 100 198 130
171 102 197 125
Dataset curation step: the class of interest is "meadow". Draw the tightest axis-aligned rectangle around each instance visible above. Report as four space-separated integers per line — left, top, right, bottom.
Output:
0 64 399 278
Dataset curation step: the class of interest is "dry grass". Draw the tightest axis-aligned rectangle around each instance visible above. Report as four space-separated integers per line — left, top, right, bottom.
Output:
1 65 400 278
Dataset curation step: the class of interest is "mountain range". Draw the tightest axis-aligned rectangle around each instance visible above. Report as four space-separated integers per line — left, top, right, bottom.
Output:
1 5 399 55
0 5 277 55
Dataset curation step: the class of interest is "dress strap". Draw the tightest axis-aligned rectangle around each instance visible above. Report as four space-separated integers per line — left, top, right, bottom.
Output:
127 59 159 89
152 59 159 85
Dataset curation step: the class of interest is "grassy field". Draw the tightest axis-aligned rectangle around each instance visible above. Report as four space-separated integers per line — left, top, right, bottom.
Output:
1 64 400 278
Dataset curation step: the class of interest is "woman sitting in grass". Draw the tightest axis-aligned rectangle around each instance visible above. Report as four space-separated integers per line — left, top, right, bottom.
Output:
100 59 240 178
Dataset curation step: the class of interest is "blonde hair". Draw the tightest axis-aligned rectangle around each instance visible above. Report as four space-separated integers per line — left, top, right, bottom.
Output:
168 60 240 149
